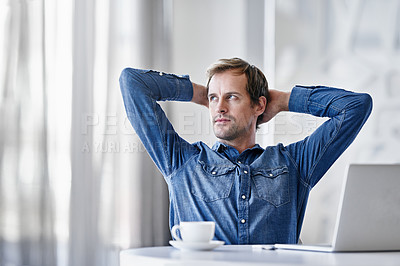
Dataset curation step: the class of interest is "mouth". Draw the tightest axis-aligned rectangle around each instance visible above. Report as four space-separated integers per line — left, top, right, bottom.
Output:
214 117 231 124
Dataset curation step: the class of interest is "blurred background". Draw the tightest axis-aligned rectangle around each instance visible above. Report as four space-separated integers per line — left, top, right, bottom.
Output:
1 0 399 265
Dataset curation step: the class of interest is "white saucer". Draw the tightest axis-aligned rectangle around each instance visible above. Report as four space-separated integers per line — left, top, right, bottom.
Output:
169 240 225 251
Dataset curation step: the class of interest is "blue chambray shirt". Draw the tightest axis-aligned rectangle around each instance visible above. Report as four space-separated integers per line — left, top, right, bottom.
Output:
119 68 372 245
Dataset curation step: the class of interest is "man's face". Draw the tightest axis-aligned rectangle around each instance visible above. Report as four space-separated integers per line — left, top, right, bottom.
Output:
208 70 261 142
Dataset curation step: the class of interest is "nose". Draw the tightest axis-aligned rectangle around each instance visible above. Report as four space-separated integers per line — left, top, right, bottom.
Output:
216 99 227 114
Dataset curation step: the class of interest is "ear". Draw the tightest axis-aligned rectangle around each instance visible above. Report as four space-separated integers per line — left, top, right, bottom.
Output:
255 96 267 116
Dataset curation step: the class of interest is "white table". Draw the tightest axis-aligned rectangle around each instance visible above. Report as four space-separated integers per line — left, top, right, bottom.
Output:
120 245 400 266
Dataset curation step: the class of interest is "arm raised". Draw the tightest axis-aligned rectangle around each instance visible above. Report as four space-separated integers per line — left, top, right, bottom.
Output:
260 89 291 124
191 82 209 108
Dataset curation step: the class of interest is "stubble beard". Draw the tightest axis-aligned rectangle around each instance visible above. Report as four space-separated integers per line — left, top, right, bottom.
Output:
213 118 250 141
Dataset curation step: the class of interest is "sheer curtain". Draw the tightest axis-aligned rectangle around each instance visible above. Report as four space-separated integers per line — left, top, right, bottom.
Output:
0 0 58 265
0 0 170 265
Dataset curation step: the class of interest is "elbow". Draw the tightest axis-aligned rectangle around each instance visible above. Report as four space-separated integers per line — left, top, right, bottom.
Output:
359 93 373 117
119 67 134 92
347 93 373 127
119 67 149 97
119 67 148 106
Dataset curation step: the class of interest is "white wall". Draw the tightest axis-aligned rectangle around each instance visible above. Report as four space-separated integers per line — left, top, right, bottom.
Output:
169 0 268 146
275 0 400 243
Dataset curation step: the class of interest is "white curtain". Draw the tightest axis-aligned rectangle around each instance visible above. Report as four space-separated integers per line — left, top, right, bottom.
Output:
0 0 170 265
0 0 57 265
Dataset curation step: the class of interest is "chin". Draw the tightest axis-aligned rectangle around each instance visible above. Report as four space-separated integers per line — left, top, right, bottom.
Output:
215 133 236 142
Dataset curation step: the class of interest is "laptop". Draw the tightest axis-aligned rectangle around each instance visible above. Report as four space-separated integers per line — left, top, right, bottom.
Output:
274 164 400 252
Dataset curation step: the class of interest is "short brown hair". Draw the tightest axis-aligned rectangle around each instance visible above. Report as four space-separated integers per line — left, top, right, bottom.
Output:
206 57 269 128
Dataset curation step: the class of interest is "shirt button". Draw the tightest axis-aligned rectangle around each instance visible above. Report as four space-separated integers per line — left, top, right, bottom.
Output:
237 161 241 164
211 171 216 175
159 72 163 76
269 173 273 177
244 170 248 174
241 219 246 224
241 195 246 200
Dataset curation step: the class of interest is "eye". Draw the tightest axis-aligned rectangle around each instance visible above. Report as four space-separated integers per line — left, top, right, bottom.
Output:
209 95 217 102
227 94 237 100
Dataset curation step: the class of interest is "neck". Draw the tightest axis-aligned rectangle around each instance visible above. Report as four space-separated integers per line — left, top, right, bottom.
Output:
218 134 256 154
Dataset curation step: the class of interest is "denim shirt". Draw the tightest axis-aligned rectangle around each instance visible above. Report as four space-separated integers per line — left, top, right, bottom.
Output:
119 68 372 245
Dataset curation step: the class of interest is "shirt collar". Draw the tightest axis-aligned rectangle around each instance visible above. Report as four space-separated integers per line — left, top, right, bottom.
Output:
212 141 228 152
212 141 264 153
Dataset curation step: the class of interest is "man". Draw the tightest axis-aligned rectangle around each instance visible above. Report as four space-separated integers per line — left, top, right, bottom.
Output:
119 58 372 245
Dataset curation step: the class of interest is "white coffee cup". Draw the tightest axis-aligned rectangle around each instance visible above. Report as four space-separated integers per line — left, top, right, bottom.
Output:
171 221 215 242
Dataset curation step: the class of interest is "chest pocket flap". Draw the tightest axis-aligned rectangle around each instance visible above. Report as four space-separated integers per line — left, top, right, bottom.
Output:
252 166 290 207
190 161 236 202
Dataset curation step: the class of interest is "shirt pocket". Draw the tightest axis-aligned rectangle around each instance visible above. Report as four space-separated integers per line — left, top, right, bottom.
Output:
252 166 290 207
190 161 236 202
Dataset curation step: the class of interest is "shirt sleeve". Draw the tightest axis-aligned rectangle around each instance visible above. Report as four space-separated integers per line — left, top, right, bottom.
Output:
285 85 373 188
119 68 198 178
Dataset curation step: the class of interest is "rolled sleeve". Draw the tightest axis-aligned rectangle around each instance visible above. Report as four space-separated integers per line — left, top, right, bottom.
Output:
288 85 313 114
174 74 194 101
120 68 193 102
